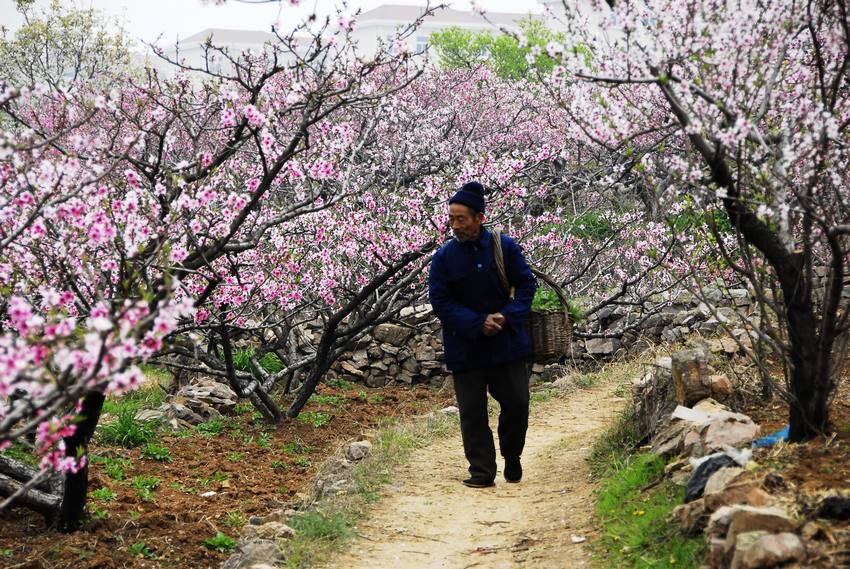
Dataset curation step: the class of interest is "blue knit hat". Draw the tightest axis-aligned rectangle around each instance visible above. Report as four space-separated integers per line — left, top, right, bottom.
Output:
449 181 486 213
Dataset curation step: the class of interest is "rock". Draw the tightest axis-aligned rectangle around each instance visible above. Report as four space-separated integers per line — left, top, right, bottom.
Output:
585 337 621 355
379 343 400 355
672 347 713 406
708 374 733 401
365 373 387 388
314 457 355 498
683 411 760 456
693 398 731 414
439 405 459 416
340 361 365 377
650 419 690 458
241 521 296 541
704 479 773 512
373 323 413 346
671 498 709 534
134 409 165 423
704 467 745 496
727 531 770 568
222 540 283 569
720 338 740 354
345 440 373 461
707 505 796 539
733 532 805 569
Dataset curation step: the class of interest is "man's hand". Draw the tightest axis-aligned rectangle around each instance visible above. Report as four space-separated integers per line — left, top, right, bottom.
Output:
482 313 505 336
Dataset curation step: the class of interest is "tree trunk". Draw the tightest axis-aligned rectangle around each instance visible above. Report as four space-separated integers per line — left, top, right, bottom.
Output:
57 391 105 532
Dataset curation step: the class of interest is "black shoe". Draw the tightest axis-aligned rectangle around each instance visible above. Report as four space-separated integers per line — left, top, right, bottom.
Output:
462 477 495 488
504 457 522 483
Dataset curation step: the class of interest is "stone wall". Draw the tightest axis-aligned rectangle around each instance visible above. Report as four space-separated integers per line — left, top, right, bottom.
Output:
318 286 765 387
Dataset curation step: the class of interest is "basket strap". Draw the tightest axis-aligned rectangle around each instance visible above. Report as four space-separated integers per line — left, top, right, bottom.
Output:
490 228 515 301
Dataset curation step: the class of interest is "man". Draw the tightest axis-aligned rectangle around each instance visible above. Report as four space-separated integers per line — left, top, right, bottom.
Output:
428 181 537 488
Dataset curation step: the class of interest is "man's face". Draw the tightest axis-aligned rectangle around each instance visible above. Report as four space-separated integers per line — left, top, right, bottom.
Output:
448 203 484 242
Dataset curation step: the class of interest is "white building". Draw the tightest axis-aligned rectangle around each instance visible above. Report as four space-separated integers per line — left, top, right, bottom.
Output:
155 3 541 76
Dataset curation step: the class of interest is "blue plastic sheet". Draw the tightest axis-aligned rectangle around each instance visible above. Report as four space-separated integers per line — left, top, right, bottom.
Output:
751 425 789 448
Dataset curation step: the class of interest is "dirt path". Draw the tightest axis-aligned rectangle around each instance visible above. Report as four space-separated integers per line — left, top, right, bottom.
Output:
319 378 626 569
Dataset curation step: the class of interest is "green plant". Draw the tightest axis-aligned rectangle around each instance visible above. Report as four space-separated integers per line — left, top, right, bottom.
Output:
288 510 354 541
226 452 244 462
588 404 643 477
368 394 385 404
196 418 226 436
234 402 254 414
310 394 343 406
271 460 288 471
129 509 141 520
128 542 155 559
168 481 197 494
595 453 706 568
97 408 159 448
88 506 110 520
224 511 246 528
131 475 161 502
256 433 271 448
531 289 584 322
226 347 285 375
1 548 12 559
202 532 236 553
102 385 167 416
293 457 312 468
90 487 117 502
141 443 172 462
328 378 354 390
90 455 130 481
1 442 38 467
296 411 331 428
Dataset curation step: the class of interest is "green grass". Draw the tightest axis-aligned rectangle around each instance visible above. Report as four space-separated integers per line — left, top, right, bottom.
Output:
90 455 130 481
0 442 38 467
224 511 246 528
281 411 457 568
282 440 315 455
587 404 642 478
97 408 159 448
128 542 155 559
310 394 343 406
202 532 237 553
102 383 167 416
196 418 226 436
297 411 332 428
131 475 161 502
227 348 285 375
594 453 706 568
90 487 117 502
141 443 172 462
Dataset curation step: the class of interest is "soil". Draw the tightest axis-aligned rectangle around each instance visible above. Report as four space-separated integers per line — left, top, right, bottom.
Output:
0 383 454 569
315 377 628 569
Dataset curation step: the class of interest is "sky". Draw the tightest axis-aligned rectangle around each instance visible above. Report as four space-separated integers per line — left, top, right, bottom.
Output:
0 0 544 46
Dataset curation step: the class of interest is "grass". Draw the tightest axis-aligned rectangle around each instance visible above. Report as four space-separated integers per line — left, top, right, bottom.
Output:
90 455 130 481
281 411 457 568
594 453 706 568
128 542 155 559
141 443 172 462
310 394 343 406
97 408 159 448
196 418 226 436
0 442 38 467
101 383 167 416
202 532 236 553
296 411 332 428
90 487 117 502
131 475 161 502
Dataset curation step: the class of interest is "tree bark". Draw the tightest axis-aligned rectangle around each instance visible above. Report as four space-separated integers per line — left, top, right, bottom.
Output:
57 391 105 532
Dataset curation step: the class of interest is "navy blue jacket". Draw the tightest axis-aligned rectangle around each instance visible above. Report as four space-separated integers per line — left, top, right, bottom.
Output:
428 228 536 372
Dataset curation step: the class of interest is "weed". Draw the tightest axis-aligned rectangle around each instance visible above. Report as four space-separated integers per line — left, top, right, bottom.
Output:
168 482 197 494
282 440 315 455
197 418 226 436
588 404 642 477
0 548 12 559
97 408 159 448
141 443 172 462
90 455 130 481
271 460 288 471
226 452 244 462
202 532 236 553
310 394 343 406
368 394 385 404
327 378 354 390
131 475 161 502
102 385 166 416
530 389 558 403
595 453 706 568
1 442 38 467
293 457 312 468
128 542 155 559
297 411 331 428
90 487 117 502
212 470 230 482
224 511 246 528
256 433 271 448
234 402 254 414
129 509 141 520
88 506 110 520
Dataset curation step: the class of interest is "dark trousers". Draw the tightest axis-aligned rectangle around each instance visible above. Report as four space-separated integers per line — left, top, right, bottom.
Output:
453 359 530 481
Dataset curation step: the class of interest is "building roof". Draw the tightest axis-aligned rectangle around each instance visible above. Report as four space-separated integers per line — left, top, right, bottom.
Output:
356 4 538 27
180 28 279 45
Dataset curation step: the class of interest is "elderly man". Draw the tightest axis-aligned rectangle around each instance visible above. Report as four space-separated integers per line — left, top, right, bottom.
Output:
428 181 537 488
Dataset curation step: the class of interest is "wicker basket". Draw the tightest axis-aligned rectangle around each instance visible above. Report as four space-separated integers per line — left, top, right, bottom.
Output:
529 308 573 360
